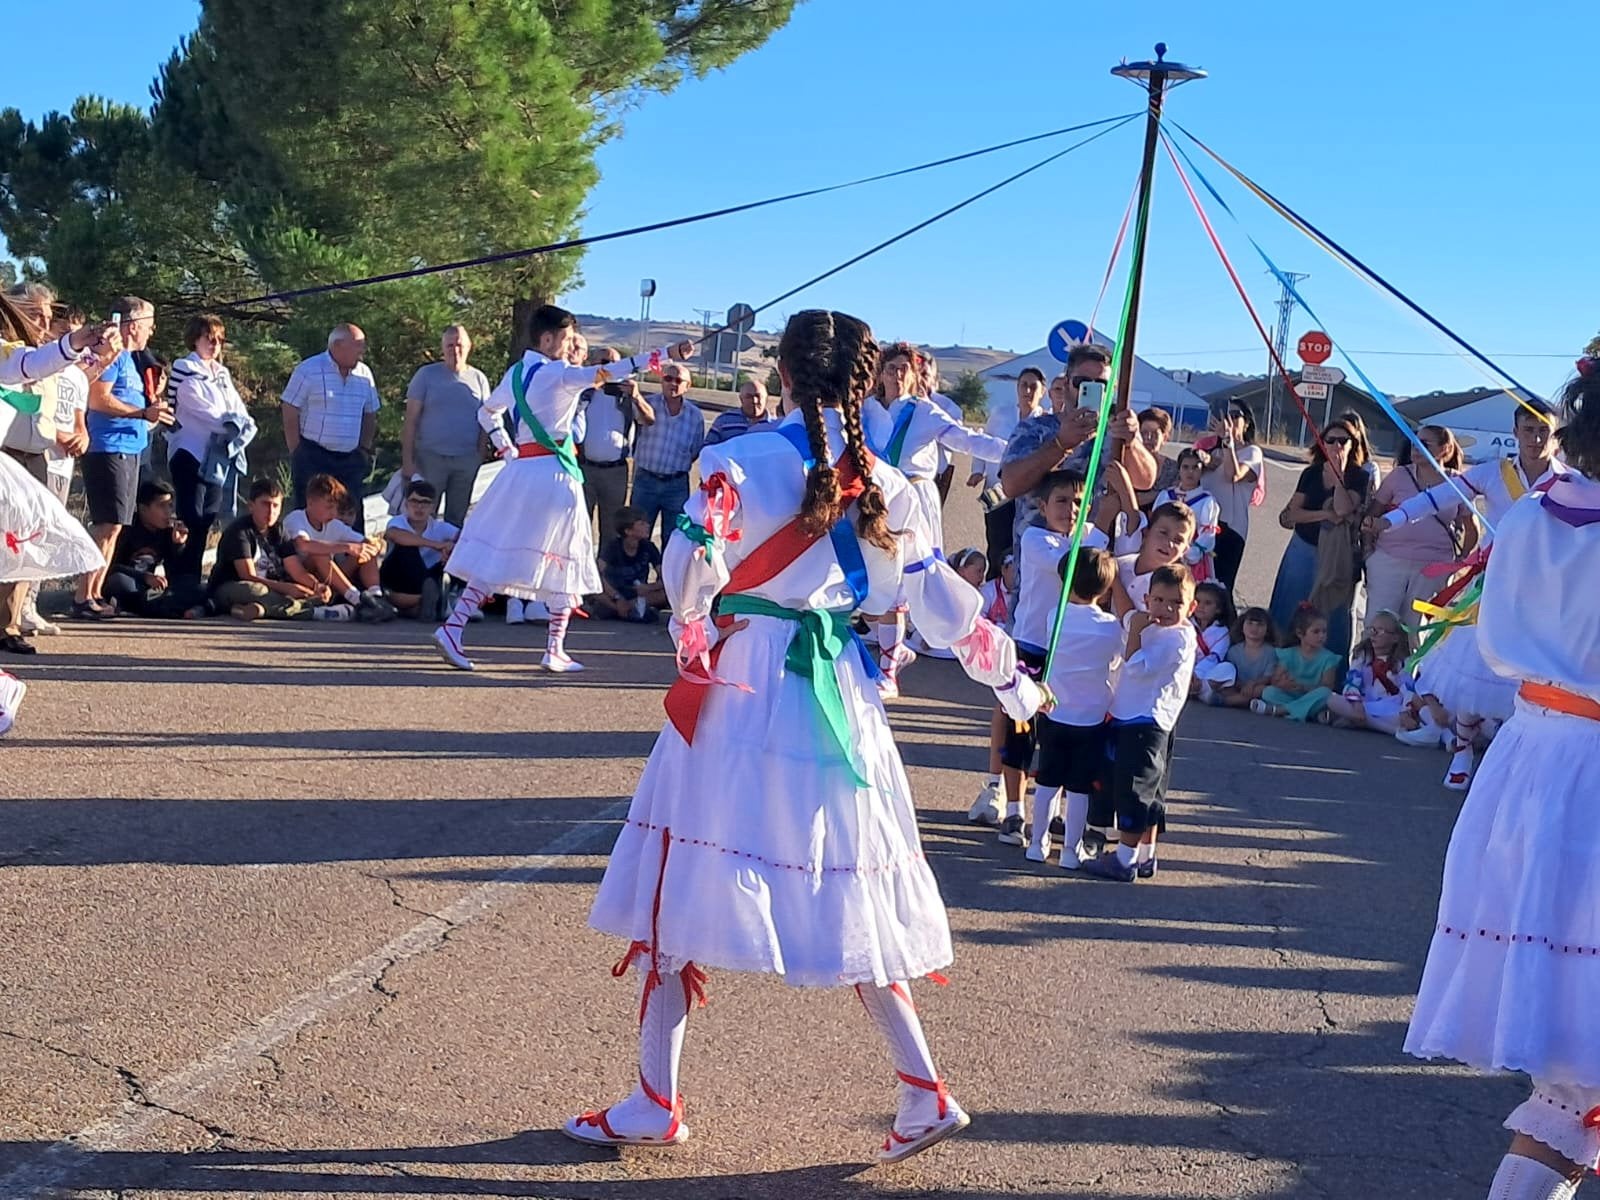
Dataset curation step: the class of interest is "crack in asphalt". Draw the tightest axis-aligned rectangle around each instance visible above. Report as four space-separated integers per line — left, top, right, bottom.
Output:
0 1029 235 1150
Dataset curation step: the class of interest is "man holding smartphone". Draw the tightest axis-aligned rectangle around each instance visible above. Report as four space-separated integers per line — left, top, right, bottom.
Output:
576 345 644 537
77 295 168 620
998 343 1156 552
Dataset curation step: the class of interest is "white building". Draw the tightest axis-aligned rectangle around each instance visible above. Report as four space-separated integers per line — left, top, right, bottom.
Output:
1394 387 1542 464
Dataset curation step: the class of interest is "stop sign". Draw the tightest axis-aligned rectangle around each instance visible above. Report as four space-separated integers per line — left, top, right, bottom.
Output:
1297 331 1332 365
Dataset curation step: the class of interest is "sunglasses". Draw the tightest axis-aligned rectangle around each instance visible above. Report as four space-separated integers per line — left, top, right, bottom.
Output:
1324 435 1351 446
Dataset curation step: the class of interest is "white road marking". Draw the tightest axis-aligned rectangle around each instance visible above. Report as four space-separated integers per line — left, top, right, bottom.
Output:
0 802 629 1197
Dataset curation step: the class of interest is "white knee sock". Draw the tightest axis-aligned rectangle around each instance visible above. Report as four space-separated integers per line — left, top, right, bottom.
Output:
856 981 950 1132
1030 786 1061 855
547 607 571 658
442 584 487 639
1487 1154 1577 1200
1061 790 1090 850
599 967 692 1137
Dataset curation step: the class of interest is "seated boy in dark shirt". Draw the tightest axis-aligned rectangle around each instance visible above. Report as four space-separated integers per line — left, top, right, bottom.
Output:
103 480 208 618
597 505 666 622
208 477 334 621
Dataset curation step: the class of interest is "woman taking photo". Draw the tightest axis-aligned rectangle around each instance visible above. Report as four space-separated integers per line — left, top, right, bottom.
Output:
166 314 256 588
1362 424 1476 630
1197 401 1264 591
1268 416 1371 659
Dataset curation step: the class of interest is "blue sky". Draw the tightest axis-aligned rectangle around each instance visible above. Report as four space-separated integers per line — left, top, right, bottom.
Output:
6 0 1591 398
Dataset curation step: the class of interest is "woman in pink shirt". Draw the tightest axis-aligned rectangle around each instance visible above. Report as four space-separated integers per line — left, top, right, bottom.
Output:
1362 425 1478 629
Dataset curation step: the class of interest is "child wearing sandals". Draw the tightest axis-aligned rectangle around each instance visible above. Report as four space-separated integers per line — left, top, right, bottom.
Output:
1206 606 1279 708
1251 604 1342 722
1322 609 1413 732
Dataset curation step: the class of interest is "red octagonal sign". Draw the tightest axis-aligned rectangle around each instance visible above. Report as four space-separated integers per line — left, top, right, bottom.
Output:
1297 331 1332 365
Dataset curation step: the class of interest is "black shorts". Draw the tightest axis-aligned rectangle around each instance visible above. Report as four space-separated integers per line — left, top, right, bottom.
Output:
1035 719 1107 793
82 451 140 526
378 545 443 595
1109 722 1174 837
999 646 1049 770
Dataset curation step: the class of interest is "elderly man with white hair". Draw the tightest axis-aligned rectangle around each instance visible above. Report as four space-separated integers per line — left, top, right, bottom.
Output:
281 323 381 532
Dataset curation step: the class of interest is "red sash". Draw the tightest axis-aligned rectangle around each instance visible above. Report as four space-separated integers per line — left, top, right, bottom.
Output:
517 442 556 459
662 449 874 745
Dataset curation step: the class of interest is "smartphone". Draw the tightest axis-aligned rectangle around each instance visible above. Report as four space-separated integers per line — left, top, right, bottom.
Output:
109 313 121 332
1078 381 1106 413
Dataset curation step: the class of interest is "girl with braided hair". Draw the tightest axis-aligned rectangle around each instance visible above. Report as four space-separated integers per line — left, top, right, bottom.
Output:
1406 357 1600 1199
569 310 1048 1163
865 341 1008 699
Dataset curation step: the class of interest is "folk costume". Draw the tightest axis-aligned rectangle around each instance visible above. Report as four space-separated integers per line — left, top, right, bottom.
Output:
570 407 1045 1162
1155 484 1220 583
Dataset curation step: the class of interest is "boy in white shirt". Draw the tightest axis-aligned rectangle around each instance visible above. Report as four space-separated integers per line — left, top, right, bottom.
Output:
381 478 459 620
996 469 1109 848
1027 547 1123 866
1082 564 1197 883
283 472 396 622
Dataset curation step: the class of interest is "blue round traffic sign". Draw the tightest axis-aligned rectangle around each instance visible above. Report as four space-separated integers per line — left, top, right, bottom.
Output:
1047 319 1090 363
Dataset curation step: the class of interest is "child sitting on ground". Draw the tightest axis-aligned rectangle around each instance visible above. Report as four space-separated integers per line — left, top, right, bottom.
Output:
1155 449 1221 582
1251 604 1342 722
104 480 208 619
1208 606 1279 708
1189 581 1236 700
1081 563 1198 883
1321 608 1413 732
995 469 1108 848
1028 547 1123 867
381 479 459 621
209 477 340 622
597 505 667 622
283 474 396 622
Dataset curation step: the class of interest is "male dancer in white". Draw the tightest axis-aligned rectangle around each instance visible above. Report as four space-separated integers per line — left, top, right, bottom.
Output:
432 305 689 672
866 340 1006 699
1405 359 1600 1199
1366 397 1565 787
568 310 1046 1163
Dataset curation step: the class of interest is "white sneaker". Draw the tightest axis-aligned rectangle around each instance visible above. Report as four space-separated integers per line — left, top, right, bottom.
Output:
1059 841 1086 871
0 672 26 735
313 603 356 621
540 651 585 673
432 626 474 671
19 606 59 636
967 780 1002 825
506 598 526 625
1024 838 1051 863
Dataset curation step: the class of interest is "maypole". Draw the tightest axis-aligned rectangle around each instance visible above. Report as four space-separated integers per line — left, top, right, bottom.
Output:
1108 44 1207 412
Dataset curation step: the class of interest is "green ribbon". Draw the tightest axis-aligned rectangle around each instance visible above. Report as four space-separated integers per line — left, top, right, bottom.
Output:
0 386 41 415
718 594 865 786
674 514 717 560
509 361 583 482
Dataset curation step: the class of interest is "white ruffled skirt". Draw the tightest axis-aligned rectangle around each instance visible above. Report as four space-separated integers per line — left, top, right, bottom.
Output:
588 612 953 989
442 456 599 601
1405 696 1600 1090
1414 623 1518 721
0 451 104 583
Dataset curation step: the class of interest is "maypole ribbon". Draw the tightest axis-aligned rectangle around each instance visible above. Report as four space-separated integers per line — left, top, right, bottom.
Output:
1086 173 1142 340
228 112 1141 308
1158 131 1486 528
1169 121 1548 425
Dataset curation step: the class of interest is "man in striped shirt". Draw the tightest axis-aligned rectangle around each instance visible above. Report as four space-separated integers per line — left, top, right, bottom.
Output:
631 362 705 544
706 378 774 446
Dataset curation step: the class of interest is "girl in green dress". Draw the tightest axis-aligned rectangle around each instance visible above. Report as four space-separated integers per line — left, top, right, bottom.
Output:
1251 604 1342 722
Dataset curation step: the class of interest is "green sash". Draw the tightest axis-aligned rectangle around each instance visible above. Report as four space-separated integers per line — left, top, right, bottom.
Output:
718 594 865 786
509 360 583 482
0 385 41 415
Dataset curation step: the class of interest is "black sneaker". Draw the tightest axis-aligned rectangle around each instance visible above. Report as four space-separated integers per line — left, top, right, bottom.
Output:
1081 828 1108 858
1137 857 1159 880
1080 853 1136 883
997 815 1025 846
1048 815 1065 839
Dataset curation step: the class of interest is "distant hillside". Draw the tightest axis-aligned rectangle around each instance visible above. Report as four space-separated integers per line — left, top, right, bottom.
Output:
574 314 1015 380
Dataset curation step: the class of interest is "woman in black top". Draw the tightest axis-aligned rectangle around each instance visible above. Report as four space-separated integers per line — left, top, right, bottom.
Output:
1267 417 1370 657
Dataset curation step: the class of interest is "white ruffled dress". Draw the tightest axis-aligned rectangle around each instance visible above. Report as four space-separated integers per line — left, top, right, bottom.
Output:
1405 473 1600 1166
587 408 1041 988
0 448 104 584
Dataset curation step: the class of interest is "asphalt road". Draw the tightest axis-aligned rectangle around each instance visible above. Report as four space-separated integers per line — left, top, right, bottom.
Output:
0 452 1516 1200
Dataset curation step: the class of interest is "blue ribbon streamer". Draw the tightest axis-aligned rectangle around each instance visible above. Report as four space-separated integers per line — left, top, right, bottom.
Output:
1161 132 1489 529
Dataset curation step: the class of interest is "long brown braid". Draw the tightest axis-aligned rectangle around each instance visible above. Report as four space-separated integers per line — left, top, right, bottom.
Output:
830 313 897 552
781 310 847 541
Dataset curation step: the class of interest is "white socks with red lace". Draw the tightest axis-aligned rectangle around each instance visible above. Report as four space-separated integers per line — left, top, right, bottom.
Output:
855 981 947 1133
1487 1155 1578 1200
546 607 571 658
596 969 689 1138
443 584 487 640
